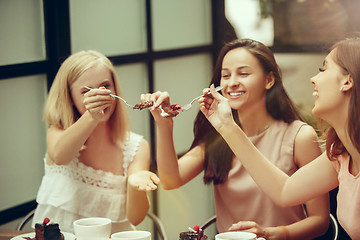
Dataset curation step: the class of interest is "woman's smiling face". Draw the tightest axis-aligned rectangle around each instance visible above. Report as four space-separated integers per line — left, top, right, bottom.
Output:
220 48 271 111
310 49 349 120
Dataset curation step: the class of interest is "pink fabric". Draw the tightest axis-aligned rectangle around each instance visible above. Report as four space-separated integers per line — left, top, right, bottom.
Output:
214 120 308 233
333 154 360 239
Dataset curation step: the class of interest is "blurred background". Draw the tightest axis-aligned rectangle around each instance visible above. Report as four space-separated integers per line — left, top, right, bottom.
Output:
1 0 359 239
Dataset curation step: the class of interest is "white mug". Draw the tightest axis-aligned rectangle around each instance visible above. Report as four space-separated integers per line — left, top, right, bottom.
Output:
111 230 151 240
215 231 265 240
73 217 111 240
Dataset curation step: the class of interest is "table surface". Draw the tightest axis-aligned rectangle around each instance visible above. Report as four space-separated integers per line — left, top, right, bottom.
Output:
0 230 30 240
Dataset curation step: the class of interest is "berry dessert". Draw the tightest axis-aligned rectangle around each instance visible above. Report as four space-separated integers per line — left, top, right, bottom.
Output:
23 218 64 240
132 100 182 117
133 100 154 110
161 104 181 118
179 225 208 240
170 104 182 111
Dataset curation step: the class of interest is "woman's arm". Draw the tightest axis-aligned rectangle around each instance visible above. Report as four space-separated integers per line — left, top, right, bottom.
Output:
140 91 205 190
46 87 113 165
271 126 329 240
154 115 204 189
226 123 330 240
46 111 99 165
126 139 159 225
200 85 339 207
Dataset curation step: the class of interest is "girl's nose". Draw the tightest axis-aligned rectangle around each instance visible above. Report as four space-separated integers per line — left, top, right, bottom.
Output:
310 74 317 85
228 76 240 88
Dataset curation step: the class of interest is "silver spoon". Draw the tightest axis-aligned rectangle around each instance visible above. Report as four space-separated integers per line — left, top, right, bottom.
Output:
83 86 136 109
181 86 223 111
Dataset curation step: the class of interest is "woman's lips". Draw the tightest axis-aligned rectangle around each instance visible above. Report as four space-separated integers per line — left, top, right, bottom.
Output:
228 91 245 98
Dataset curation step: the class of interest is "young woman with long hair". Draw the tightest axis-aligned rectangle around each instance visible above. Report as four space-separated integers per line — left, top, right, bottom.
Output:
200 37 360 239
141 39 329 239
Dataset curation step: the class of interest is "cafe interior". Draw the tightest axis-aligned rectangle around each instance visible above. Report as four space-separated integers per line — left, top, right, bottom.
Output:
0 0 359 239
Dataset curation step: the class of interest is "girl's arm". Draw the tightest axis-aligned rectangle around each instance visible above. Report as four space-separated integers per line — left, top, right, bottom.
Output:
46 111 99 165
126 139 159 225
143 92 204 189
154 114 204 189
264 126 330 239
46 88 113 165
227 123 330 240
200 85 339 207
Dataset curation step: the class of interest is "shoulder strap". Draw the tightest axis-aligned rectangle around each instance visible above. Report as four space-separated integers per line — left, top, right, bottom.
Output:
122 132 143 176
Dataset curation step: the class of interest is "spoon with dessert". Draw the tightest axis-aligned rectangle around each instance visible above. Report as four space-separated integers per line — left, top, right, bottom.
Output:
84 86 153 110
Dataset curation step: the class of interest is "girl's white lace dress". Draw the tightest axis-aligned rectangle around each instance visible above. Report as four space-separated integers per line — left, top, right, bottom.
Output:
32 132 143 233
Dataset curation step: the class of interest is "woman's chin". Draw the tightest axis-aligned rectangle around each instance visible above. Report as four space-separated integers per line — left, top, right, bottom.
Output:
228 101 244 111
100 108 113 122
311 107 319 117
311 106 326 120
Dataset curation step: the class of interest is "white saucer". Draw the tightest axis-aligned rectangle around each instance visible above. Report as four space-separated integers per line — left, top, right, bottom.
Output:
11 231 75 240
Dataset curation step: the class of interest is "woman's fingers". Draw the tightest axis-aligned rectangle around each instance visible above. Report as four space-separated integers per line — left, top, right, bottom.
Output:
229 221 253 231
140 91 170 109
82 88 115 120
85 87 112 97
209 84 226 101
84 96 113 111
154 92 170 108
150 172 161 184
128 171 160 192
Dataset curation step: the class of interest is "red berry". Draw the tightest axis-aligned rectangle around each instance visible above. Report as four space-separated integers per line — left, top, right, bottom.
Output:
170 104 181 111
43 218 50 225
193 224 200 232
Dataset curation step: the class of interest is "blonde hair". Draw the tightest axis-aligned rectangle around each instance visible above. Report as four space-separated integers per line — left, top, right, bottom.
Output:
44 50 129 144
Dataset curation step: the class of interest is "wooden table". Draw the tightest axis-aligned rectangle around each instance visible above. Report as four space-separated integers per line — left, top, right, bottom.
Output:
0 230 30 240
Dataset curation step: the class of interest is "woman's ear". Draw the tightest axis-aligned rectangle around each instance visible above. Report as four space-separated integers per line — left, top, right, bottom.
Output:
265 72 275 90
341 74 353 92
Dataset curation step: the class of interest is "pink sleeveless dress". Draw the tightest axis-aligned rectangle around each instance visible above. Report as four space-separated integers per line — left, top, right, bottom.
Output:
332 153 360 239
214 120 308 233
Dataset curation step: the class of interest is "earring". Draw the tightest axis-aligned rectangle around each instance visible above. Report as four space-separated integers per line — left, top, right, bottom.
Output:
340 86 345 92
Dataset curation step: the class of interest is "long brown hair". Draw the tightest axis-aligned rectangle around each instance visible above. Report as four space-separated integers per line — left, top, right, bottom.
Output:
325 37 360 160
190 39 302 184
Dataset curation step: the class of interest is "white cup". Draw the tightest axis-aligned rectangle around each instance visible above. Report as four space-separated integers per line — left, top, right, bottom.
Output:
111 230 151 240
73 217 111 240
215 231 262 240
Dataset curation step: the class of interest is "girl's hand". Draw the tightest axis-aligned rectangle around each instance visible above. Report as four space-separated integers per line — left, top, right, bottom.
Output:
199 84 233 131
140 91 173 123
128 170 160 192
83 87 114 121
228 221 268 239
